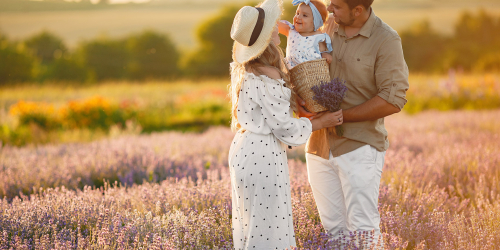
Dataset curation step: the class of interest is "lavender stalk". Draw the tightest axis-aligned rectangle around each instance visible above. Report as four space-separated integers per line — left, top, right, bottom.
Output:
311 78 348 136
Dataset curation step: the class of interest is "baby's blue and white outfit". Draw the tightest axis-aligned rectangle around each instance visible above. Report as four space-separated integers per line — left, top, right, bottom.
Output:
283 20 333 69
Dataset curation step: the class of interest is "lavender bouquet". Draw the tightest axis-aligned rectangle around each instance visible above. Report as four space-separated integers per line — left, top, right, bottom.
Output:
311 78 348 136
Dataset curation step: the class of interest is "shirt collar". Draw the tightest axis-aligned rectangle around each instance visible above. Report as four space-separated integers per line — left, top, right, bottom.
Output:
358 8 376 38
336 8 376 38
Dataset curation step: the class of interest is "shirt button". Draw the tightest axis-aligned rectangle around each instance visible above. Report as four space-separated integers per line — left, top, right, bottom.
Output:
393 83 397 86
345 40 348 43
338 59 342 62
357 58 360 61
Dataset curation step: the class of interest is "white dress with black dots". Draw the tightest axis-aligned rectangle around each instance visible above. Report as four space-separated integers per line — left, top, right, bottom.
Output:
228 72 313 249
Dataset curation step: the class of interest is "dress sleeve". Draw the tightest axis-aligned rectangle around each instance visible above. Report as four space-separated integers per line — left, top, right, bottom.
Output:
249 77 312 146
281 20 295 30
313 33 333 54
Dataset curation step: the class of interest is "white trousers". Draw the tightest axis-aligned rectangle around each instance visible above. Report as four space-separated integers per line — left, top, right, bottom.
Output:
306 145 385 248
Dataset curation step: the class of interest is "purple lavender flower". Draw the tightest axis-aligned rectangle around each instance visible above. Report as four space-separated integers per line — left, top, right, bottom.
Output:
311 78 348 136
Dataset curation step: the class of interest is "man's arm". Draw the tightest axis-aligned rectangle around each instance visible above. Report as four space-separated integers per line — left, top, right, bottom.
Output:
343 35 409 123
343 95 400 123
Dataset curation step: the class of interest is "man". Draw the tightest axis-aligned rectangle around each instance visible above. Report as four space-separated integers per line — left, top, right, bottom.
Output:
297 0 409 247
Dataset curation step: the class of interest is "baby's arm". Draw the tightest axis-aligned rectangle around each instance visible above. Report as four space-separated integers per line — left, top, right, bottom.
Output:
319 41 333 64
278 20 290 37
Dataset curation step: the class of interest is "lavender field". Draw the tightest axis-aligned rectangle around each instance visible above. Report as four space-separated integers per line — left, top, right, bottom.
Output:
1 110 500 249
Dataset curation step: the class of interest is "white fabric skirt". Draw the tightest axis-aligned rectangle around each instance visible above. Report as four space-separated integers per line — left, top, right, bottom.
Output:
229 130 297 249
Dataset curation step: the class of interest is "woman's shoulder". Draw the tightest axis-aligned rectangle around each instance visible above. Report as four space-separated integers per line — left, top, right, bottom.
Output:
245 67 282 81
256 67 282 80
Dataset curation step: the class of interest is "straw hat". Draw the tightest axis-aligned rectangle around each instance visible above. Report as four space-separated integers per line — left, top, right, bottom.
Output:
230 0 283 64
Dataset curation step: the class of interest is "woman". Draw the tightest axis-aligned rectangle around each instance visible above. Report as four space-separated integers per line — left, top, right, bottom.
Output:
228 0 343 248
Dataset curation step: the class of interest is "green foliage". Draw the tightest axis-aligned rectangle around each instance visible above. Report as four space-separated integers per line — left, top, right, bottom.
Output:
401 9 500 73
80 38 129 81
40 56 88 82
1 7 500 83
126 30 179 79
279 2 296 51
182 1 296 77
474 52 500 72
0 124 33 147
61 97 136 130
0 40 34 84
3 93 230 146
136 102 230 133
183 5 242 77
24 31 67 64
400 20 448 73
19 112 60 131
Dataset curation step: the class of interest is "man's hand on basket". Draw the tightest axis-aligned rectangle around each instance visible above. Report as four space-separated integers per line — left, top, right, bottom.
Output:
296 95 317 120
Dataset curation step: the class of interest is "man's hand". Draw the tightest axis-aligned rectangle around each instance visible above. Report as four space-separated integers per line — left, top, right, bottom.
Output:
296 95 317 119
321 53 333 64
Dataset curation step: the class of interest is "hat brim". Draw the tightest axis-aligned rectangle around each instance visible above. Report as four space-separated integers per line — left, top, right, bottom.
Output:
232 0 283 64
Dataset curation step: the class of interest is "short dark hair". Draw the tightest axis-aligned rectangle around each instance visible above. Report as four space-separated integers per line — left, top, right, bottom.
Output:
343 0 374 10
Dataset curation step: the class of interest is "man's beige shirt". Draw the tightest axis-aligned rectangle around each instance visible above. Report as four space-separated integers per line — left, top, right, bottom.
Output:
305 10 410 159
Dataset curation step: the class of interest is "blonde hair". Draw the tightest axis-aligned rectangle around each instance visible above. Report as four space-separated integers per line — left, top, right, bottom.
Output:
228 41 297 132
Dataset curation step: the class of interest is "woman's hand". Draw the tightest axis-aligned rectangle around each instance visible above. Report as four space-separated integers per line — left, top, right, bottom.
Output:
310 109 343 132
295 94 317 119
319 109 343 128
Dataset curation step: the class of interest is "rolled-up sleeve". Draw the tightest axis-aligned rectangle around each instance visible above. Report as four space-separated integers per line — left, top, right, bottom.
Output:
375 35 409 110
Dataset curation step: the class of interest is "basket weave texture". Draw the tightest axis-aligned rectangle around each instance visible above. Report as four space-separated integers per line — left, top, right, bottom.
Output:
289 58 330 113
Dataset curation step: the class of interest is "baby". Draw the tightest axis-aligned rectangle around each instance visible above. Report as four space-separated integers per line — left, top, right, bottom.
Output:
278 0 333 69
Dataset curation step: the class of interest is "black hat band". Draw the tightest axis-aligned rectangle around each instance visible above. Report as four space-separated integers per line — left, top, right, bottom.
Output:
248 7 265 46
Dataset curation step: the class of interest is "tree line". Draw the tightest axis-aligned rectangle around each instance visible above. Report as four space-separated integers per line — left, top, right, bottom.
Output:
1 4 500 85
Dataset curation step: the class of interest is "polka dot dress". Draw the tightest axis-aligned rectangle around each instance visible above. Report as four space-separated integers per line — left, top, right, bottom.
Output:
228 72 313 249
283 21 332 69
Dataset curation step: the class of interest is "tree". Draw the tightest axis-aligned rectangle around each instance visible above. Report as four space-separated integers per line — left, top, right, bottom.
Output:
183 5 241 77
400 20 447 72
41 56 88 82
0 40 34 84
449 9 500 71
182 1 296 77
24 31 67 64
80 38 128 81
126 30 179 79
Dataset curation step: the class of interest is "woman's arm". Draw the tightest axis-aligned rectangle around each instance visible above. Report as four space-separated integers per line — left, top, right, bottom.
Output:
278 20 290 37
310 110 343 131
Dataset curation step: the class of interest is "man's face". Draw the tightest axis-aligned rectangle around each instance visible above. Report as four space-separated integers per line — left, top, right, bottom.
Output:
327 0 355 26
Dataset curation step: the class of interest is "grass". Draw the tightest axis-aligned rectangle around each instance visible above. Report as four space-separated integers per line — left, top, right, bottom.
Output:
1 73 498 113
0 79 229 108
0 79 232 145
1 72 499 146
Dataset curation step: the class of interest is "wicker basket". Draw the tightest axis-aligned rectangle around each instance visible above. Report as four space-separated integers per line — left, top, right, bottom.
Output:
289 58 330 113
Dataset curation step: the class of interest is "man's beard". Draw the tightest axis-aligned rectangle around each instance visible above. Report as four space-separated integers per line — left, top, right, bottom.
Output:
335 12 355 26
